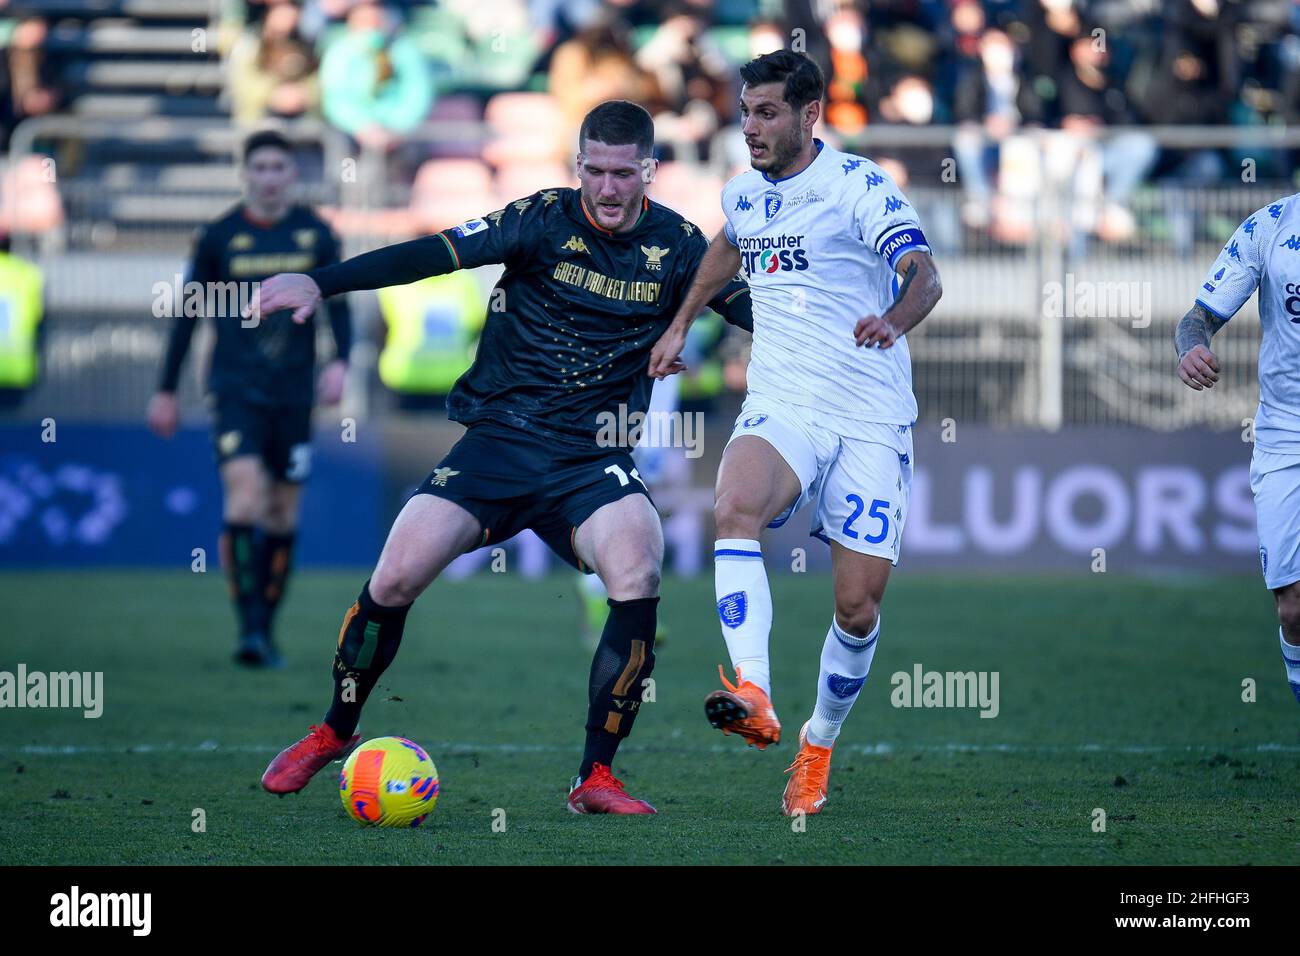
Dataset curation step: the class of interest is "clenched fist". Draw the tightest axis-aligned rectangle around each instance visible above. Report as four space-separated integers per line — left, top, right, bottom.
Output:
1177 344 1220 390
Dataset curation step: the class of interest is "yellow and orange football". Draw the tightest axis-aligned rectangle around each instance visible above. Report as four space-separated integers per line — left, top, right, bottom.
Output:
338 736 439 828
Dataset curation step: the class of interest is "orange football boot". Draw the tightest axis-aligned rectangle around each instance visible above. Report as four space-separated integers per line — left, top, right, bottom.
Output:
781 721 832 816
261 723 360 795
704 665 781 749
567 763 657 814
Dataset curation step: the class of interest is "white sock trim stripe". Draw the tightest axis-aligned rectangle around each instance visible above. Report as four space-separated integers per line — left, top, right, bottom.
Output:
714 538 763 559
1281 628 1300 662
831 615 880 650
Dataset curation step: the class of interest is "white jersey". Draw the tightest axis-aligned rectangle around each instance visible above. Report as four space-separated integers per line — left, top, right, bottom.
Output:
1196 192 1300 453
721 139 931 435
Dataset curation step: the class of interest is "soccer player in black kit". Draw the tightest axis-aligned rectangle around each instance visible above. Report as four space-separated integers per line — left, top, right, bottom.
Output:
255 101 752 813
147 130 353 669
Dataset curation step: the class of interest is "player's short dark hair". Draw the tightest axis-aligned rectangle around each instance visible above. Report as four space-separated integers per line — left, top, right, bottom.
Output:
740 49 825 112
579 101 655 158
243 130 294 163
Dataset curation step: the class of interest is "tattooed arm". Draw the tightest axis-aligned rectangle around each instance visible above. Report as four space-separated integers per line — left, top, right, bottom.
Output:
854 250 943 348
1174 302 1226 391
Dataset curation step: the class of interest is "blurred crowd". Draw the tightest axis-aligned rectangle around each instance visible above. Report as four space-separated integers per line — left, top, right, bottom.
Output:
217 3 1300 153
220 0 1300 244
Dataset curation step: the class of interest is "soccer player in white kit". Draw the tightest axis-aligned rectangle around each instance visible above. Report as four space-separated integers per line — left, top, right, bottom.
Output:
1176 192 1300 705
649 50 943 816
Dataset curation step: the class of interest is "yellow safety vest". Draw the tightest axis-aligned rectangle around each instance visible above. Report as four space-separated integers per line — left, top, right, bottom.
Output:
0 253 43 388
377 271 484 394
679 311 724 402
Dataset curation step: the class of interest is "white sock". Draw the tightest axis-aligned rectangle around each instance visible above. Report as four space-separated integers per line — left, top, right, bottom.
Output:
714 538 772 697
1281 629 1300 703
807 616 880 748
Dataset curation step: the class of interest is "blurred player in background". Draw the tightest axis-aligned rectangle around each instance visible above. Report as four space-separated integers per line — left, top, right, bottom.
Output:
251 101 752 814
1176 191 1300 705
146 130 352 669
650 50 943 816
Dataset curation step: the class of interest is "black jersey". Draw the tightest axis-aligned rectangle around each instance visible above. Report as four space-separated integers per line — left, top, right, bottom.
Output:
310 187 750 451
159 203 352 406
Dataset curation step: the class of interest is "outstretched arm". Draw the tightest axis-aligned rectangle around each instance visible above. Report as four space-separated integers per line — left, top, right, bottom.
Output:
244 232 461 325
1174 302 1226 390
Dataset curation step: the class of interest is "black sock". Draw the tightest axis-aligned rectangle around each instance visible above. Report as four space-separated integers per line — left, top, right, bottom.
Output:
221 522 267 637
580 596 658 780
258 531 297 635
324 580 411 739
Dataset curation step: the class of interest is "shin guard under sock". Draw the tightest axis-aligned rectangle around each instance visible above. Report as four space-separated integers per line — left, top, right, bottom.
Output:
324 581 411 739
580 596 659 779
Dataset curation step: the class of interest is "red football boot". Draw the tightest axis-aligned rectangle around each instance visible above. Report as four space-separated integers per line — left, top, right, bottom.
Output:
566 763 657 815
261 724 360 795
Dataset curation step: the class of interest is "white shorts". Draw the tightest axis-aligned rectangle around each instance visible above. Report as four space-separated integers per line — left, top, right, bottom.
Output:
1249 447 1300 589
726 394 914 563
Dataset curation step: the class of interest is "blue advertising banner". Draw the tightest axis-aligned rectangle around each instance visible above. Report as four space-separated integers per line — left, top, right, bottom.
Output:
0 421 1261 574
0 424 382 568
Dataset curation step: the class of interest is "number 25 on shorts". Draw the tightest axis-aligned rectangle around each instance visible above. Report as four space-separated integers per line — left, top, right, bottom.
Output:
843 495 890 544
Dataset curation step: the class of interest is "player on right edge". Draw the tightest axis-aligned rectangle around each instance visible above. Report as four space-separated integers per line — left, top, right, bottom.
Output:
649 50 942 816
1176 191 1300 704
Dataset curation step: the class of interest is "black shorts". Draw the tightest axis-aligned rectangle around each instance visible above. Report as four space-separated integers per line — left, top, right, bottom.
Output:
210 393 313 483
418 422 653 572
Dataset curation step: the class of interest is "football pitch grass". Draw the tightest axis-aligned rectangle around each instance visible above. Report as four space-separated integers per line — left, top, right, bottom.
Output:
1 570 1296 866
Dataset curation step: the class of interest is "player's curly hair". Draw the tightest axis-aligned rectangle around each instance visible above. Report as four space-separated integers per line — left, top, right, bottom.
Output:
579 101 655 158
740 49 825 111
